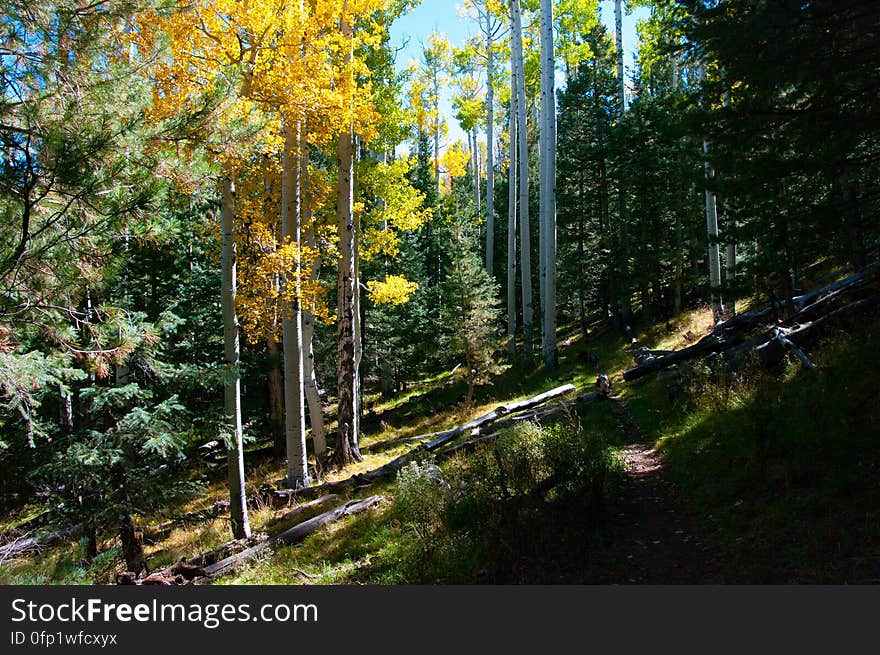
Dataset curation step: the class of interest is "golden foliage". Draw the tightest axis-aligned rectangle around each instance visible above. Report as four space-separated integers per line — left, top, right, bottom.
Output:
366 275 419 305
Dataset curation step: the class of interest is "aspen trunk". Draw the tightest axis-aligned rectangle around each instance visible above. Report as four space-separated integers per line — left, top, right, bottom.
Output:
220 173 251 540
335 16 362 468
281 122 310 489
614 0 625 111
433 66 441 196
539 0 558 368
485 24 496 275
507 70 518 357
614 0 630 324
511 0 533 354
266 337 284 456
473 128 481 217
578 170 587 339
336 120 361 466
703 137 724 322
300 141 326 460
698 66 724 322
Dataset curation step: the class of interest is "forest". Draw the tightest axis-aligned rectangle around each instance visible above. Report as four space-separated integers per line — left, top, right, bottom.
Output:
0 0 878 585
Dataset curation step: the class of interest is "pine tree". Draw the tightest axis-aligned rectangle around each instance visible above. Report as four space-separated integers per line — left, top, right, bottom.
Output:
441 211 501 405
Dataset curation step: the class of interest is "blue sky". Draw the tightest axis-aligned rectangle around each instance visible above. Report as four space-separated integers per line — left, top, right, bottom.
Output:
389 0 649 152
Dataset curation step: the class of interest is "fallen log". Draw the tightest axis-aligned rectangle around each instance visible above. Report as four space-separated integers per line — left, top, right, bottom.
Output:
624 271 879 382
269 384 579 502
754 295 880 367
198 496 384 581
623 333 740 382
434 392 606 462
0 523 87 559
484 391 604 434
424 384 576 451
361 430 446 454
772 327 816 370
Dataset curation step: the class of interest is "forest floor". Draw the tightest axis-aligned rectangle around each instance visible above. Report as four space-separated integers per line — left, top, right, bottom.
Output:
585 396 719 584
2 284 879 585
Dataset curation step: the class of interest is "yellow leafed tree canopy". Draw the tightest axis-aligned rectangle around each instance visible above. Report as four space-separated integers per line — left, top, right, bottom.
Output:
126 0 427 341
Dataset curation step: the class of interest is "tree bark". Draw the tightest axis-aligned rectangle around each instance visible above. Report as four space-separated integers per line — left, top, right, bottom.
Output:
511 0 533 355
197 496 383 581
473 127 481 218
119 514 145 574
539 0 558 368
485 16 496 275
282 121 310 489
507 69 518 357
300 142 327 461
220 173 251 540
266 338 285 456
336 31 362 467
699 67 724 322
614 0 625 111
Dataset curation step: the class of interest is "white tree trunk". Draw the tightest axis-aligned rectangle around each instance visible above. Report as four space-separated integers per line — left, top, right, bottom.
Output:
726 242 736 285
220 173 251 540
703 139 723 320
473 128 481 218
433 68 441 196
336 126 361 466
485 23 496 274
700 67 724 321
615 0 625 111
300 143 326 460
540 0 557 368
507 68 518 357
336 17 361 467
281 121 310 489
511 0 533 354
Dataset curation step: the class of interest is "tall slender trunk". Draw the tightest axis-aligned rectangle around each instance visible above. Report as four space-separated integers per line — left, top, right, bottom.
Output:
119 514 145 574
266 337 284 455
539 0 557 368
300 143 326 461
263 167 284 456
614 0 625 111
433 68 441 196
336 39 362 467
353 138 364 460
578 169 587 339
220 174 250 539
486 24 496 274
702 137 723 321
282 121 310 489
507 69 518 357
473 128 481 218
726 242 736 286
511 0 533 355
699 69 723 322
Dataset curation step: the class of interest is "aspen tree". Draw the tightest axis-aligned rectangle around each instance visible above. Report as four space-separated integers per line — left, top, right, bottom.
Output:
539 0 558 367
511 0 533 354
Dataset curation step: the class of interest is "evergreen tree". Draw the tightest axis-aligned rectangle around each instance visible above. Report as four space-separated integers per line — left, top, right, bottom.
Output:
441 208 501 405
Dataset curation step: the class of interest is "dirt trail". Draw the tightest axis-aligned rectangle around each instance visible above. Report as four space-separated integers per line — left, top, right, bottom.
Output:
591 396 720 584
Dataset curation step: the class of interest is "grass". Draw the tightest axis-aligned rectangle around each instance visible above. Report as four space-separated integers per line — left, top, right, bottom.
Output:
649 325 880 583
2 292 878 584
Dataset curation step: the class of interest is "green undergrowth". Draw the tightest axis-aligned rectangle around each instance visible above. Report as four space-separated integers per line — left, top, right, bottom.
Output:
4 301 879 585
633 321 880 583
221 408 625 584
